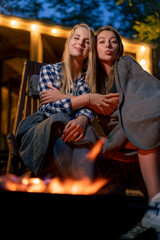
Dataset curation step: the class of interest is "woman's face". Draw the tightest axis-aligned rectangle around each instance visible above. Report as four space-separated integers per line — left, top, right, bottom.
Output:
97 30 119 66
68 27 90 61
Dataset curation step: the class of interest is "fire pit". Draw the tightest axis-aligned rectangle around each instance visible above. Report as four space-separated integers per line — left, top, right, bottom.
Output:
1 188 148 239
0 139 151 239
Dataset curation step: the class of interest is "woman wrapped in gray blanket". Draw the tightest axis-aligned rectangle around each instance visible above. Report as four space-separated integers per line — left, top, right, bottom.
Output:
45 25 160 232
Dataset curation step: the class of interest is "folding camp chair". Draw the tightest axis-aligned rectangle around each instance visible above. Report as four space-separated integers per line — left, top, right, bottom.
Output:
6 59 45 174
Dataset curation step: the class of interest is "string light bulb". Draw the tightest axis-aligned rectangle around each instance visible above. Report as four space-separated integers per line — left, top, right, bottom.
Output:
31 24 37 30
140 46 146 52
52 28 57 34
10 20 16 26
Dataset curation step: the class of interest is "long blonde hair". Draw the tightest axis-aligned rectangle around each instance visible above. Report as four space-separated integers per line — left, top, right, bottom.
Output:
95 26 124 94
61 23 96 94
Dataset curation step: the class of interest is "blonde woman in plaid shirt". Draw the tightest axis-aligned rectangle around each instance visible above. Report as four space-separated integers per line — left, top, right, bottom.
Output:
16 23 101 180
37 23 98 179
16 23 119 179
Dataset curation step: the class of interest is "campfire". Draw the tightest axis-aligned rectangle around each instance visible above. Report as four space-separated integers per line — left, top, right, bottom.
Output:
0 174 107 195
0 139 108 195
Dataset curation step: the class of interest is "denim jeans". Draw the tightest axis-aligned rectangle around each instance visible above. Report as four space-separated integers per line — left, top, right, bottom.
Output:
53 137 94 180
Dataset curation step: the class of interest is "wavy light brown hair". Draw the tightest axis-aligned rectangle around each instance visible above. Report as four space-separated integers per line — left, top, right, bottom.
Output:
61 23 96 94
95 25 124 94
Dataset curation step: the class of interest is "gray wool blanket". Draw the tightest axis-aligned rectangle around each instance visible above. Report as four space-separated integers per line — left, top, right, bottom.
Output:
16 112 98 175
102 55 160 154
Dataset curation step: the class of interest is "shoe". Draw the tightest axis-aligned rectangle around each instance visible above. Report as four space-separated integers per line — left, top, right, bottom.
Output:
119 222 158 239
142 193 160 232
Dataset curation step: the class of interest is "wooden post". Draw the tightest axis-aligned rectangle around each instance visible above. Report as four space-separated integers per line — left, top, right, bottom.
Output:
30 30 43 62
0 61 2 149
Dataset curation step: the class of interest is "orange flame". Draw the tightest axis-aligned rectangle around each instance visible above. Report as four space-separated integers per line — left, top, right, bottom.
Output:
86 138 105 162
0 174 108 195
0 138 108 195
47 177 107 195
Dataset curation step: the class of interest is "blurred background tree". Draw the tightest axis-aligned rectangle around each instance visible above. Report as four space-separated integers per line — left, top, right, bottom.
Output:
102 0 160 43
0 0 159 43
0 0 102 28
133 12 160 43
0 0 44 19
46 0 102 28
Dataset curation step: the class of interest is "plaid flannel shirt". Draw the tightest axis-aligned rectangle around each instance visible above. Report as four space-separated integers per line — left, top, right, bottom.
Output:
38 62 94 122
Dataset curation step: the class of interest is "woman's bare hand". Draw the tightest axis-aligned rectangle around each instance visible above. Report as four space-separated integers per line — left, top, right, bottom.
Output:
88 93 119 116
40 84 65 104
62 116 88 143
